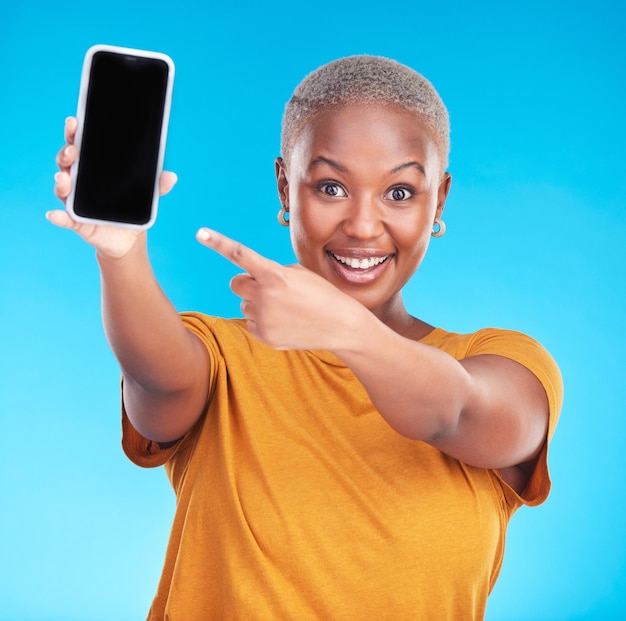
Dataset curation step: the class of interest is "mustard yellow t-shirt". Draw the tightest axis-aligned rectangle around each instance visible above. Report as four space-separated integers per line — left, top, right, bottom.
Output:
122 313 563 621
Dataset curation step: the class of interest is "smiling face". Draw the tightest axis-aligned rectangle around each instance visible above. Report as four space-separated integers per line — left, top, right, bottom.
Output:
276 103 451 324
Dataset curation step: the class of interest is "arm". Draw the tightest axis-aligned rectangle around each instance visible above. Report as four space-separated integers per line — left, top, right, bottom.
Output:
50 117 210 443
197 228 549 472
331 309 549 470
97 239 211 443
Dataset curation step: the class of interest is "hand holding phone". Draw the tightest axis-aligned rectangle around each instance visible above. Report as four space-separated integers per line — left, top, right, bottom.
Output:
51 117 178 259
65 44 175 230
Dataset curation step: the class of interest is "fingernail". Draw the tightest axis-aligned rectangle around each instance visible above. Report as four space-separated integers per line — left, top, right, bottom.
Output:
54 172 61 182
63 145 73 158
196 228 211 241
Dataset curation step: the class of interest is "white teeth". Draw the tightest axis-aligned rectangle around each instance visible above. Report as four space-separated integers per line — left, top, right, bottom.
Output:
332 253 388 270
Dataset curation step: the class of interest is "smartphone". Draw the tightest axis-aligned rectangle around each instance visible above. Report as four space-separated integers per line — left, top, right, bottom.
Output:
66 45 175 229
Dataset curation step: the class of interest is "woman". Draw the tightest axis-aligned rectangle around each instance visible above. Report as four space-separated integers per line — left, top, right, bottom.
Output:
50 55 562 620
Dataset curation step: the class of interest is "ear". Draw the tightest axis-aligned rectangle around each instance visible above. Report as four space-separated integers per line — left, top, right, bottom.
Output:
436 172 452 219
275 157 289 210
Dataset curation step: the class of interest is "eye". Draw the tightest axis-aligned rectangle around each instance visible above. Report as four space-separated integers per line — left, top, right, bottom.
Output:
318 182 347 198
384 186 414 201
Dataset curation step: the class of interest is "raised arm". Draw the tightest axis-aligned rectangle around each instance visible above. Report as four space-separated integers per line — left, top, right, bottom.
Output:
331 315 549 471
197 228 550 481
50 117 210 443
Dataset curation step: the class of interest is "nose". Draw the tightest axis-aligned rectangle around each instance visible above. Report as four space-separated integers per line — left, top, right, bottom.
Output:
340 195 385 240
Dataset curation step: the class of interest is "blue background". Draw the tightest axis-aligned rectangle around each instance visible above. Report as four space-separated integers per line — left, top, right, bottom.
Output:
1 1 625 619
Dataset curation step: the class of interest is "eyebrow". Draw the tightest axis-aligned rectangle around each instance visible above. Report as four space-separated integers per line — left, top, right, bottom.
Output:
391 161 426 176
308 156 347 173
308 156 425 176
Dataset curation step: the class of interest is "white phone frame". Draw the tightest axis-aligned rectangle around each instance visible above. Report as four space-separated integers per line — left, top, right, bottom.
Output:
66 44 175 230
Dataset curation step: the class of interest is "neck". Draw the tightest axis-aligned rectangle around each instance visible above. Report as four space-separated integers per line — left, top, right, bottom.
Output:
371 294 434 341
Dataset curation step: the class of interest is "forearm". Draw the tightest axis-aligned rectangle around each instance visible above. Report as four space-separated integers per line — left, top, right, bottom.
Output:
332 309 471 443
331 309 548 470
97 236 201 395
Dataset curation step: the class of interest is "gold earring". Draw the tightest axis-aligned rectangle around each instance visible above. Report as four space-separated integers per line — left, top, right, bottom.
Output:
277 206 290 227
431 217 446 238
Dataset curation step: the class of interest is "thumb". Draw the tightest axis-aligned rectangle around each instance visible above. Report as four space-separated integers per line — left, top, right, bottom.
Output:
46 209 80 231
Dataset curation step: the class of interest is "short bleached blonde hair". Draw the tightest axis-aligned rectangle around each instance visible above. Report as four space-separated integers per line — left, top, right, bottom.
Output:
281 55 450 172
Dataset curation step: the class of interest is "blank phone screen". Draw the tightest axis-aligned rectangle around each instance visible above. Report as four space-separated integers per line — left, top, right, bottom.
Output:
73 51 170 226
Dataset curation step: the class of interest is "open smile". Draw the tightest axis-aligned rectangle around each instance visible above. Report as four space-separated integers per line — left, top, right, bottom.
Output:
327 251 393 284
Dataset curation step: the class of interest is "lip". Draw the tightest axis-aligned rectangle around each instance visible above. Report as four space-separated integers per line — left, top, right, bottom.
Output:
326 250 394 285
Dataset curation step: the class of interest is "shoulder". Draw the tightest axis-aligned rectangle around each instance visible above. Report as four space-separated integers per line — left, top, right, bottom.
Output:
180 311 247 336
424 326 560 381
180 312 251 355
179 312 300 370
423 325 549 357
425 326 563 442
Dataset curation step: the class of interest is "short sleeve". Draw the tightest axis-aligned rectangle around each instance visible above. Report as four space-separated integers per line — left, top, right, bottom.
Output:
466 329 564 506
121 312 223 469
121 396 183 468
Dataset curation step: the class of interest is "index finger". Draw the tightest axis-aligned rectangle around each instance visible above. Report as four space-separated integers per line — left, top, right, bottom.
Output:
196 228 277 277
